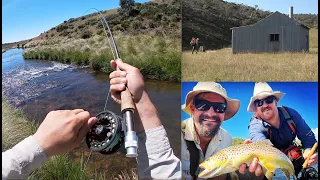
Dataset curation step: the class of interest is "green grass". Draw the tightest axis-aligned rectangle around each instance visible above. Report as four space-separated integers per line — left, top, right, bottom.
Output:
2 98 37 151
182 28 318 82
2 97 137 180
23 34 181 81
28 153 92 180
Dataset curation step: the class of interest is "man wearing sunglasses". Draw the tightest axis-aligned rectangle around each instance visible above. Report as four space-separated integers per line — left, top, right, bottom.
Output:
181 82 264 180
247 82 318 177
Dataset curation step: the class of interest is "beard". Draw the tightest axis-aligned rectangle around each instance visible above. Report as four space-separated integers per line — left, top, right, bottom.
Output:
194 115 221 138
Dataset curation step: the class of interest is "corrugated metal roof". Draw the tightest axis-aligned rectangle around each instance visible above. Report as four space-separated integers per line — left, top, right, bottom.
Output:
230 11 310 30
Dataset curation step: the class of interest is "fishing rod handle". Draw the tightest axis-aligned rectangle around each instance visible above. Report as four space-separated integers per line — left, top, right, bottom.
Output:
120 87 136 111
302 142 318 168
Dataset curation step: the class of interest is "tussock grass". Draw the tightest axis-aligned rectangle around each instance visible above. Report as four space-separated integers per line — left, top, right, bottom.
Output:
2 98 37 151
23 34 181 81
28 153 91 180
182 29 318 82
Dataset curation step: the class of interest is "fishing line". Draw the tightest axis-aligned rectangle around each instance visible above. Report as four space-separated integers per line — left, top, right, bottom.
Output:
82 149 92 172
81 8 118 171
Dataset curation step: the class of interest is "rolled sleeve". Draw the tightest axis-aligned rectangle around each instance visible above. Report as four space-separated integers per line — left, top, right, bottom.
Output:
248 118 267 142
137 125 181 179
2 136 48 180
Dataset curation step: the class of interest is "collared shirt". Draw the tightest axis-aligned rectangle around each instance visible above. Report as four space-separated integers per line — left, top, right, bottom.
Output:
181 117 232 180
249 106 316 150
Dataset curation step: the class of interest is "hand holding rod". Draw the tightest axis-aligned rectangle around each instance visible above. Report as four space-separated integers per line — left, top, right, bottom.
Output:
102 13 138 158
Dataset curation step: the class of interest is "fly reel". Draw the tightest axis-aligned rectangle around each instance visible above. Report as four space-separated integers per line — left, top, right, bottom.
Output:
86 110 125 154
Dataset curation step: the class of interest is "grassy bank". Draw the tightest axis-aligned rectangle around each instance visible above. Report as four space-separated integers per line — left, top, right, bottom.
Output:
182 29 318 81
2 98 137 180
23 34 181 81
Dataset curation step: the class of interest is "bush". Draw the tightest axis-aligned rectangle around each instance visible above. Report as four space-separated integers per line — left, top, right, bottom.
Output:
78 24 85 29
132 21 142 29
81 30 92 39
56 24 68 32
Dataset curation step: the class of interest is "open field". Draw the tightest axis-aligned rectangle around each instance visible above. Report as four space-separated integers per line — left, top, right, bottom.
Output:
182 29 318 82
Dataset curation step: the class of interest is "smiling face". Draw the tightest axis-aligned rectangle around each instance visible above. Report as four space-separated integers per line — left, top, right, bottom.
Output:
190 92 226 138
255 96 278 121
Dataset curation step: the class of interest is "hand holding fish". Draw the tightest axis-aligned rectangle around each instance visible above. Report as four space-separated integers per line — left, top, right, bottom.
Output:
238 139 264 179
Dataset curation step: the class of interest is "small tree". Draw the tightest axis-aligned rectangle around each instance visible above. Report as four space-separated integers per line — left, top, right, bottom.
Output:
119 0 135 9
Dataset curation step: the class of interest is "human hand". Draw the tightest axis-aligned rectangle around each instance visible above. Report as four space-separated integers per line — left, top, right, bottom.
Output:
109 58 145 104
238 139 264 179
303 148 318 167
33 109 97 157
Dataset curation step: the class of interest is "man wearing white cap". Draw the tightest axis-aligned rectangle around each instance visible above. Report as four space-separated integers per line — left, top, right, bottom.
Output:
181 82 264 180
247 82 318 177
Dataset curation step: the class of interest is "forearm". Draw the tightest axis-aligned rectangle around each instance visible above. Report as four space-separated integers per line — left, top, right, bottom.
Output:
137 125 181 179
134 91 162 133
2 136 47 179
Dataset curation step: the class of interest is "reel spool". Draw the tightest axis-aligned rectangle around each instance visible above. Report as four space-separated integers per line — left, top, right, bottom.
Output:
86 110 125 154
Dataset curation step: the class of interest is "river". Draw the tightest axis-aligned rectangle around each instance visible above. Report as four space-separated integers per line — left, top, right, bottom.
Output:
2 48 181 177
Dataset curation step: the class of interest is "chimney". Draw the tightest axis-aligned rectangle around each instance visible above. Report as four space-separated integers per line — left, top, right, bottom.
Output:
289 6 293 18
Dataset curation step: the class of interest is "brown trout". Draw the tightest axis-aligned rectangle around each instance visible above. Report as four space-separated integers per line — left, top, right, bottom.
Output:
198 140 295 180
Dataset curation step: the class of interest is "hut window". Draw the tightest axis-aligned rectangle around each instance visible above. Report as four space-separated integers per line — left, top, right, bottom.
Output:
270 34 279 41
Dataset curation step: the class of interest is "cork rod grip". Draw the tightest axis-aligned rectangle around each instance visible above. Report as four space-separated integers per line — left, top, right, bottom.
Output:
120 87 135 112
302 142 318 168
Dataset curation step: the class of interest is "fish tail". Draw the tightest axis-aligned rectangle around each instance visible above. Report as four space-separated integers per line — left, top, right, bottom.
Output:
282 169 291 180
265 170 274 180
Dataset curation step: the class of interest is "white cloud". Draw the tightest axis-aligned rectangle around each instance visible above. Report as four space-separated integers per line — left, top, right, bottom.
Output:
312 128 318 141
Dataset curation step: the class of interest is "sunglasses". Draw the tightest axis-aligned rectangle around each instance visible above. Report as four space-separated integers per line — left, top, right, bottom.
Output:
193 98 227 113
254 96 276 107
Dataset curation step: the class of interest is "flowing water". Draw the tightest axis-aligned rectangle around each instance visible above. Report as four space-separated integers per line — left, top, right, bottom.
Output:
2 48 181 177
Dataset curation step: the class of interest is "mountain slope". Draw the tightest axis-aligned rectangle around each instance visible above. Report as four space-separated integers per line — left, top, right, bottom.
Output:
3 0 181 49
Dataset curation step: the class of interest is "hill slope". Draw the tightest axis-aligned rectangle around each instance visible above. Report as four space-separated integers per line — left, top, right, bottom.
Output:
182 0 318 50
3 0 181 49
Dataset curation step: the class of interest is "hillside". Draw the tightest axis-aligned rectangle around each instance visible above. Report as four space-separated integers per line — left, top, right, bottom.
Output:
182 0 318 50
2 0 181 49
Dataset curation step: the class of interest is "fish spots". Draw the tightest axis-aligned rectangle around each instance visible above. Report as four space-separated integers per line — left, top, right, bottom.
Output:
198 140 295 179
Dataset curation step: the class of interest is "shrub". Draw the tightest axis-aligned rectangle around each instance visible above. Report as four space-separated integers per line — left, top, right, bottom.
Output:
56 24 68 32
78 24 85 29
81 30 92 39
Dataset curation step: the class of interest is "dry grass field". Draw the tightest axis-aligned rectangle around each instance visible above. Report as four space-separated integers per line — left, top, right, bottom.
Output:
182 28 318 82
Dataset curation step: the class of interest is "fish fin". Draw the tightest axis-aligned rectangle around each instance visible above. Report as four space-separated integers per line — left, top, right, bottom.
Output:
265 170 274 180
282 169 291 180
259 159 276 179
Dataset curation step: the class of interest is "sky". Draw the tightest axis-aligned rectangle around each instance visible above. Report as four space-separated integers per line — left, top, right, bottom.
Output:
2 0 150 43
181 82 318 139
224 0 318 14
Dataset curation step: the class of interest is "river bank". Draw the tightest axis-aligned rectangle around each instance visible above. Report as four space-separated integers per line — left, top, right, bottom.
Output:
22 34 181 81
